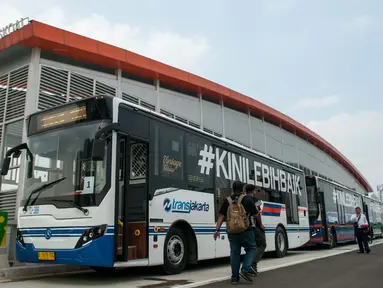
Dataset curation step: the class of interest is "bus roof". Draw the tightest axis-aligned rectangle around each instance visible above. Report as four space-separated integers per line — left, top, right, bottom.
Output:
0 20 373 192
313 175 364 195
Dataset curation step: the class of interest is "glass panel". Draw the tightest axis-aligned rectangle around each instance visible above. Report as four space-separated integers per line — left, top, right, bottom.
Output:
21 120 111 206
1 120 23 192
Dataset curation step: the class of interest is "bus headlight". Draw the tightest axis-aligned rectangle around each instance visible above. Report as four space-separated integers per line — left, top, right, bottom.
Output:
17 229 25 246
311 228 321 236
74 224 108 248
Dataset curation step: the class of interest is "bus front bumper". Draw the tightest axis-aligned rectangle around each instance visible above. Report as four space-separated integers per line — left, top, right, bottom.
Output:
16 235 114 267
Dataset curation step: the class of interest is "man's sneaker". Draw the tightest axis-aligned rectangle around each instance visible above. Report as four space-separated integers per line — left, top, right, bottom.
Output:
230 278 239 285
247 268 257 277
239 271 253 283
250 265 259 276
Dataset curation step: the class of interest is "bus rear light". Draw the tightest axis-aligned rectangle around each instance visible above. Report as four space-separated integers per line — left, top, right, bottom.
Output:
75 224 107 248
153 244 158 248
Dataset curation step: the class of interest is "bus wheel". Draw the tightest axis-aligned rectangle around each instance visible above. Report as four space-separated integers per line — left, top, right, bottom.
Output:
274 227 287 258
163 227 188 275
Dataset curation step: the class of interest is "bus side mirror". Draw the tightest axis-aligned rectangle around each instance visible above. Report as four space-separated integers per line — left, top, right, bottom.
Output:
27 160 33 179
92 139 105 161
1 157 11 176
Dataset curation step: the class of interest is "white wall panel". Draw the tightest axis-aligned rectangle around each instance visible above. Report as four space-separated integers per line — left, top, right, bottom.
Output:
283 145 298 165
264 121 281 141
202 100 223 135
266 135 283 160
251 128 265 153
224 107 250 146
121 79 156 106
159 88 200 124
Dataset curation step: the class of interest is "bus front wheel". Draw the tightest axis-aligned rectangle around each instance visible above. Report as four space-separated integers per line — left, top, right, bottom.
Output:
163 227 188 275
274 226 287 258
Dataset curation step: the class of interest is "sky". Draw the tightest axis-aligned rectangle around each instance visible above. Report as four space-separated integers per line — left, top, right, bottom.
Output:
1 0 382 193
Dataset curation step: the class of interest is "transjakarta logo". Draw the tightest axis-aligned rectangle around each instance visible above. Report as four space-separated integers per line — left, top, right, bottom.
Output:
197 144 301 196
163 198 209 213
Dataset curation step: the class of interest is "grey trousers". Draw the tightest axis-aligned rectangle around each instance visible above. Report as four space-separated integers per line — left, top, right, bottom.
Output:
252 227 267 265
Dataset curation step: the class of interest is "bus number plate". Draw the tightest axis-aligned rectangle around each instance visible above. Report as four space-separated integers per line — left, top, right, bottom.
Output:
38 251 55 261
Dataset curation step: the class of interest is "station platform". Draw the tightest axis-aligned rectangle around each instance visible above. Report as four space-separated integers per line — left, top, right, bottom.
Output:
0 240 382 287
202 243 382 288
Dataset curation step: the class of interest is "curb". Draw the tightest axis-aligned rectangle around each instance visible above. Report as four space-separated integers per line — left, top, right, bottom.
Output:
0 264 89 279
175 240 383 288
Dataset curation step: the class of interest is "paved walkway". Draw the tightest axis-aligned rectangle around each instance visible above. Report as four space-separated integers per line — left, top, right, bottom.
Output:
201 243 382 287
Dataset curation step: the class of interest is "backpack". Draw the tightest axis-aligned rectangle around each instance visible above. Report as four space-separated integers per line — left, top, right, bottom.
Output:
226 194 249 233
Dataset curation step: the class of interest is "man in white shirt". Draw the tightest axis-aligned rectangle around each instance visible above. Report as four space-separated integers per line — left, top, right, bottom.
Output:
350 207 371 254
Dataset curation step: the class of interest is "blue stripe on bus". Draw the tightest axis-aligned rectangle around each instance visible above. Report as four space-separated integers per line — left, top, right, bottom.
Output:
262 212 281 217
19 225 310 238
20 226 115 237
147 226 310 236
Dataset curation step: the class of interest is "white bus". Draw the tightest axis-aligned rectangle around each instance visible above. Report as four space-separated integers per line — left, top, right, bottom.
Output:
1 95 310 274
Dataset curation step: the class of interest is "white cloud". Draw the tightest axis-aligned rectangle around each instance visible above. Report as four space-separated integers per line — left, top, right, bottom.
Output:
290 95 340 112
306 110 383 191
343 14 376 36
350 14 375 31
1 4 210 73
0 3 24 28
263 0 298 14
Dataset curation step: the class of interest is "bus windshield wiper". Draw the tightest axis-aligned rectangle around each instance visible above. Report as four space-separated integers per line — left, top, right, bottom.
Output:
23 177 66 212
51 199 89 216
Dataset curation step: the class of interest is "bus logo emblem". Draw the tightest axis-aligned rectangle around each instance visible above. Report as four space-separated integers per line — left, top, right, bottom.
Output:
44 228 52 240
163 198 172 212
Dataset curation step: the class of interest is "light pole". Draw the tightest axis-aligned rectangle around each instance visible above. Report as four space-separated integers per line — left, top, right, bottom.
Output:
377 184 383 202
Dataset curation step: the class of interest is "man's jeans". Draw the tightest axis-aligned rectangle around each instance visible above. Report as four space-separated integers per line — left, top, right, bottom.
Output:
227 229 257 280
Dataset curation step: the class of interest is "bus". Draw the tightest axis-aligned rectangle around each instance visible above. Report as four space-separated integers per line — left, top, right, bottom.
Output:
361 195 383 239
1 95 310 274
306 175 369 247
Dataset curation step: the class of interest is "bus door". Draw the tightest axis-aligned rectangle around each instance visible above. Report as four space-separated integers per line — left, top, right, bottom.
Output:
363 202 370 225
115 135 149 262
317 190 329 242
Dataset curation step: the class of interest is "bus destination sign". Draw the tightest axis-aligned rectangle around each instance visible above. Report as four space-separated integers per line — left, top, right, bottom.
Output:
37 104 87 131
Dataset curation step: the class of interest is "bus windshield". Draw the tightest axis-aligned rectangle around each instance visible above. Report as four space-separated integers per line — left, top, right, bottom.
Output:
20 120 111 208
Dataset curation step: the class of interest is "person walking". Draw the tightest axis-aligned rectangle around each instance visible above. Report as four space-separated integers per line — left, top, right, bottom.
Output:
351 207 371 254
245 184 267 276
214 181 258 284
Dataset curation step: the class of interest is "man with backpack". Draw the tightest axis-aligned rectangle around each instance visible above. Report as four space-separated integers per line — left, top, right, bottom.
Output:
213 181 258 284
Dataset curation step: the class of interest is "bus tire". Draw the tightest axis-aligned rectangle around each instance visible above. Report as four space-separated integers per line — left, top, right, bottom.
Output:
274 226 287 258
163 227 188 275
